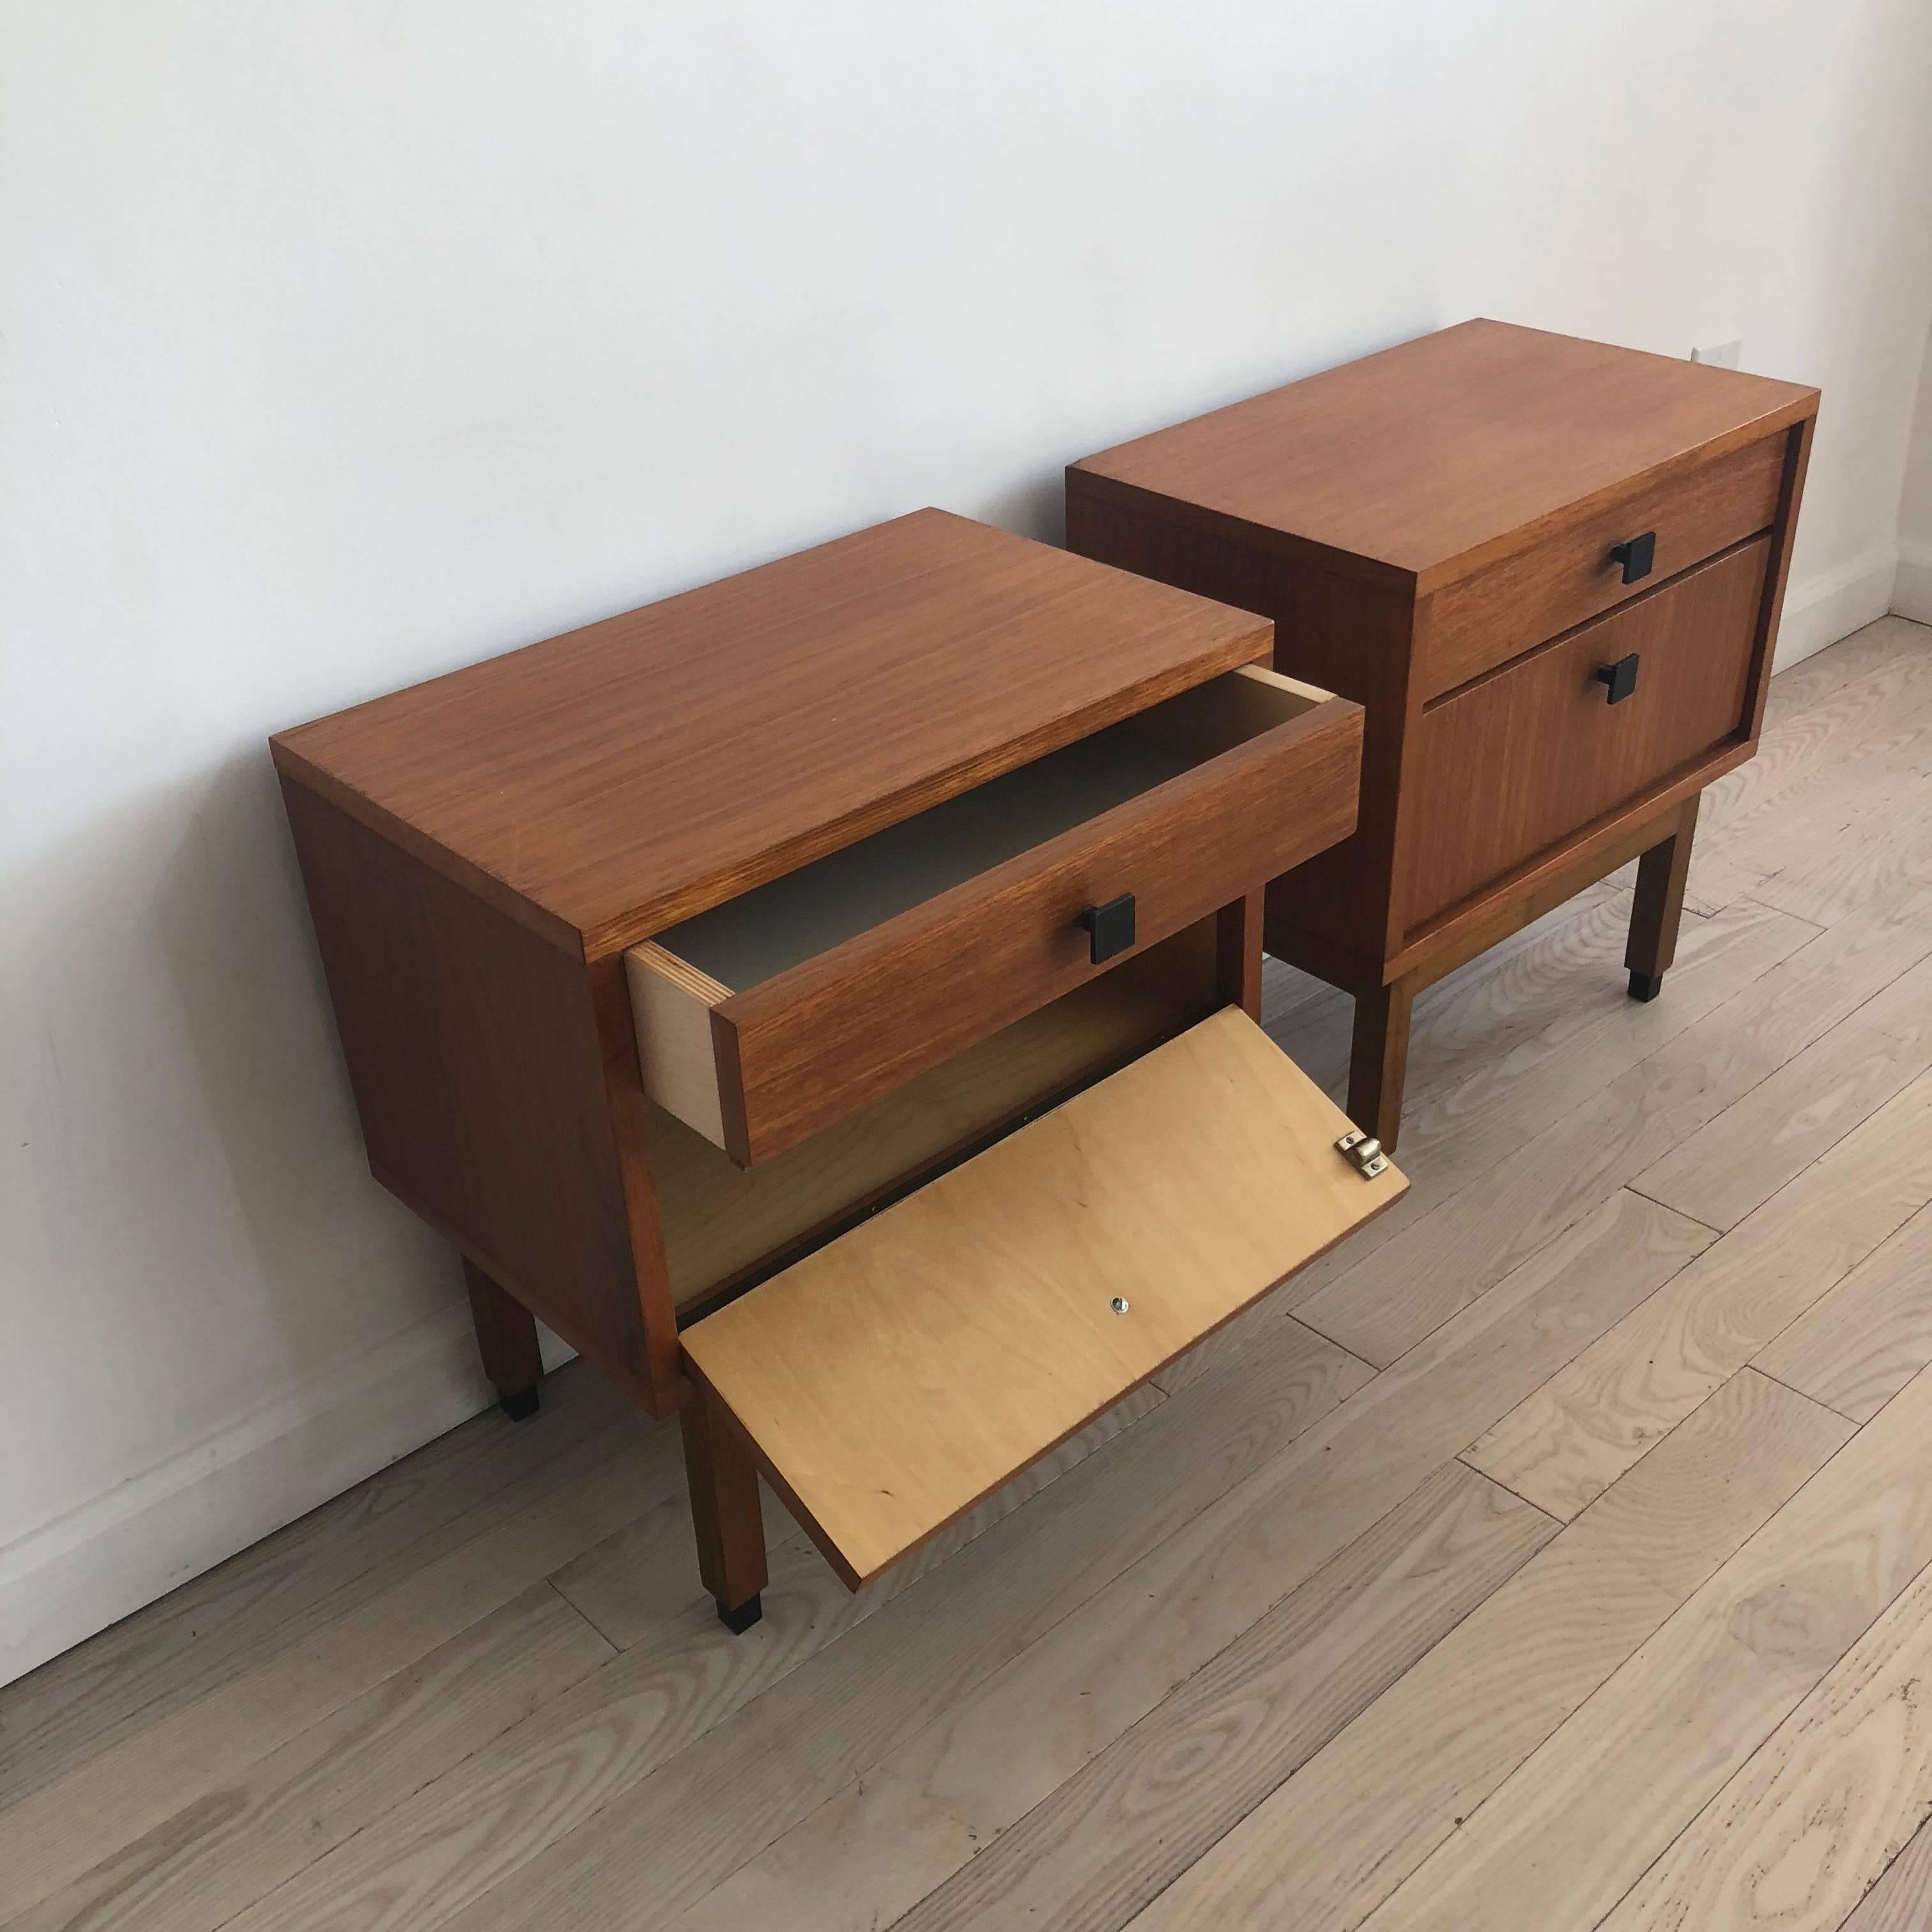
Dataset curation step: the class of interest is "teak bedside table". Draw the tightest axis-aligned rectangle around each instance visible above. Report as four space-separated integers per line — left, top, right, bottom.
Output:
272 509 1406 1630
1068 320 1819 1151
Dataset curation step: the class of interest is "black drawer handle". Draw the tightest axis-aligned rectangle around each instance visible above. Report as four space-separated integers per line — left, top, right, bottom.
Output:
1077 893 1136 965
1595 653 1641 705
1610 531 1657 585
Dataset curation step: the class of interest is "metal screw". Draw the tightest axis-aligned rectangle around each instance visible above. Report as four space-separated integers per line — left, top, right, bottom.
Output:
1110 1296 1130 1314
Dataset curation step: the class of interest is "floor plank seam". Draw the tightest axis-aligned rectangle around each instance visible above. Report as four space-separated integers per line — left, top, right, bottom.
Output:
1747 1363 1865 1428
1620 1182 1723 1235
1450 1457 1564 1528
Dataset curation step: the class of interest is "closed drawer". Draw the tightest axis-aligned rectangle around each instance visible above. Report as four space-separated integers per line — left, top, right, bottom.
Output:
628 666 1363 1165
1404 534 1770 931
682 1006 1406 1588
1418 433 1787 700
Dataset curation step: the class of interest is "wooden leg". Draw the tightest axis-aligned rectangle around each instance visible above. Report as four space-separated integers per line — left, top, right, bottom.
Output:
1347 976 1414 1156
1215 888 1266 1020
1625 793 1700 1002
462 1259 543 1421
680 1388 768 1632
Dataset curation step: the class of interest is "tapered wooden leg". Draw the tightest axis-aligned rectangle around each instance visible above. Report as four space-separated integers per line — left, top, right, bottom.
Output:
462 1259 542 1421
681 1388 768 1632
1347 976 1415 1156
1625 793 1700 1002
1216 888 1266 1020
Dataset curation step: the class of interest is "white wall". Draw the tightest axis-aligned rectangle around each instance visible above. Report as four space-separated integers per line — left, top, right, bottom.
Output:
1897 324 1932 621
6 0 1932 1684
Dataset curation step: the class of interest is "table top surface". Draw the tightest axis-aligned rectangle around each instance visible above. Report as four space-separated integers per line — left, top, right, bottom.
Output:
1071 320 1818 590
272 509 1272 958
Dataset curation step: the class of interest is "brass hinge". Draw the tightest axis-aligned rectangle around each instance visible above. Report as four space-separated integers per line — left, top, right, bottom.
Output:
1336 1129 1389 1179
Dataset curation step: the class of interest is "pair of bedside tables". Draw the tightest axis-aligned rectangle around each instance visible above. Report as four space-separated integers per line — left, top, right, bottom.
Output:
273 321 1816 1629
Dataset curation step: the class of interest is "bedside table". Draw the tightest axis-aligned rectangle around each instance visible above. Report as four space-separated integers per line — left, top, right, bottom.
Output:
1066 320 1819 1151
272 509 1405 1630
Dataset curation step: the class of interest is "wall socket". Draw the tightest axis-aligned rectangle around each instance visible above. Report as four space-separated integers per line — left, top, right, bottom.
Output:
1690 339 1743 370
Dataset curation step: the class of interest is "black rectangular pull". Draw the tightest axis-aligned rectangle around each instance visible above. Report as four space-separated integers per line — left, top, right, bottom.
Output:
1610 531 1656 585
1077 893 1135 965
1595 653 1640 704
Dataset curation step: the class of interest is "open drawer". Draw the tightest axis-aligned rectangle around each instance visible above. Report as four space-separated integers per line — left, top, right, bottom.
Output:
680 1006 1406 1590
627 665 1364 1167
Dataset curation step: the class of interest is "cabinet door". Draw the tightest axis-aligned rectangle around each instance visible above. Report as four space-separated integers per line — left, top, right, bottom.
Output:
680 1007 1404 1589
1403 534 1768 933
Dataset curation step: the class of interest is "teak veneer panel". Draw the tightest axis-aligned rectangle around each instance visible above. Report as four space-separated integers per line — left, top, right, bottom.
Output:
1070 319 1815 592
681 1008 1406 1588
1418 431 1786 697
1404 535 1769 929
270 508 1273 959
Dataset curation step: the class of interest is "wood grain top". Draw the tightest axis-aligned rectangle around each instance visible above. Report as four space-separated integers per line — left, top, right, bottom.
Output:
271 510 1273 958
1070 320 1818 592
681 1006 1406 1588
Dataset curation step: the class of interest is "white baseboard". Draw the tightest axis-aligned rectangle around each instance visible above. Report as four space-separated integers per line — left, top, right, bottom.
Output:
1894 542 1932 625
1773 542 1901 672
0 1302 574 1689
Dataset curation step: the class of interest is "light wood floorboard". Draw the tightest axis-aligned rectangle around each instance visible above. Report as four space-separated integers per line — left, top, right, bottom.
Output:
6 615 1930 1932
1842 1806 1932 1931
1358 1359 1932 1932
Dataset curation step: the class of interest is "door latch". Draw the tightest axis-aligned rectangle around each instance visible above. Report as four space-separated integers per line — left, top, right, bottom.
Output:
1336 1130 1389 1179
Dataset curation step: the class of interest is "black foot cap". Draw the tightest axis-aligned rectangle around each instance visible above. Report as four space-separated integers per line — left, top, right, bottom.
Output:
498 1384 540 1422
1628 970 1664 1002
717 1593 763 1634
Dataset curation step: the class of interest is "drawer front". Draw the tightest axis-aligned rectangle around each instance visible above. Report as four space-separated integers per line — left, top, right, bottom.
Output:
631 673 1365 1166
1418 433 1786 700
683 1008 1406 1588
1404 534 1770 931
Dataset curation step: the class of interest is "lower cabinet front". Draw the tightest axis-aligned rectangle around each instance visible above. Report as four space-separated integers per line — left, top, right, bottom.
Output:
1404 533 1770 930
681 1006 1406 1590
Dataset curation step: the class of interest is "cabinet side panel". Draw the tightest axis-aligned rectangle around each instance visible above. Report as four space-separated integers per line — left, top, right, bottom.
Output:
280 776 667 1407
1066 481 1409 976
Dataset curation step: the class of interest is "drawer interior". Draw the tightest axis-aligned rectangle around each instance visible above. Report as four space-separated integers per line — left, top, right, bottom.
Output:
680 1005 1406 1589
645 664 1321 994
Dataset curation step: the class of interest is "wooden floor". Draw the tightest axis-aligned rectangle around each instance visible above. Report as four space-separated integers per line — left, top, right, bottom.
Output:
9 615 1932 1932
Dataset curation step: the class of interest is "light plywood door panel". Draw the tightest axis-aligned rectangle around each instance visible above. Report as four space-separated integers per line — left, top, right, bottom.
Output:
1465 1062 1932 1520
685 1008 1404 1588
1600 1558 1932 1932
1124 1368 1851 1932
1356 1363 1932 1932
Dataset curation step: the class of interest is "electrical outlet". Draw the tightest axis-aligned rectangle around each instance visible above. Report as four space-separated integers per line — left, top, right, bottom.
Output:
1690 339 1743 370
